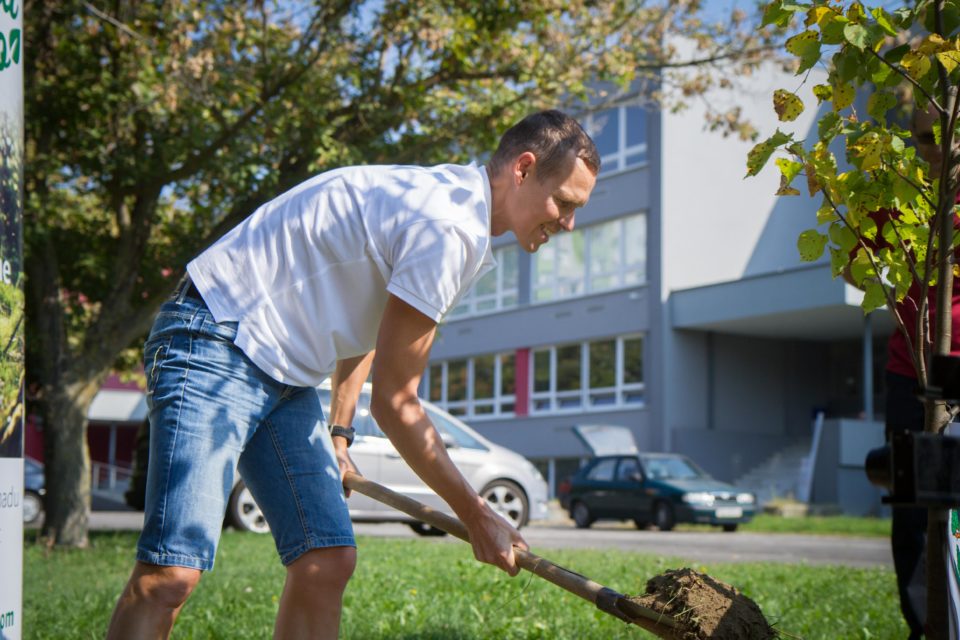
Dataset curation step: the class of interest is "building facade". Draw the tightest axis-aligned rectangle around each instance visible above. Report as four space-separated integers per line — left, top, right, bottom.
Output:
425 64 890 512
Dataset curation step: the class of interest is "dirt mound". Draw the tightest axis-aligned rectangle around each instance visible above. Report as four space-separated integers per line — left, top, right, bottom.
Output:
628 568 776 639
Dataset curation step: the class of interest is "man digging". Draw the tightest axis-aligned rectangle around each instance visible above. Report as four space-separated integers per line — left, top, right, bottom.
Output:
106 110 599 639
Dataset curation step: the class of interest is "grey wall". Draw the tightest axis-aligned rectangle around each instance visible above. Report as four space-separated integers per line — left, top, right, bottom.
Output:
711 335 830 437
671 428 798 482
431 285 649 358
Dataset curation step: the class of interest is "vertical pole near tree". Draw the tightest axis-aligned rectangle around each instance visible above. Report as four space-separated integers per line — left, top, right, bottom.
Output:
0 0 24 638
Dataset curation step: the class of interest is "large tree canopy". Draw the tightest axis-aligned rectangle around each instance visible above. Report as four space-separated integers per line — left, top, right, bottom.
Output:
23 0 779 546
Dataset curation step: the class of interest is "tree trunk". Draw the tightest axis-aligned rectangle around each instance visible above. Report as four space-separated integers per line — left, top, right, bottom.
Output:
39 378 101 547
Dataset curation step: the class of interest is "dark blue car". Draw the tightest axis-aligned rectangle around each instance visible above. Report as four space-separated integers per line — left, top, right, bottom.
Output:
564 453 756 532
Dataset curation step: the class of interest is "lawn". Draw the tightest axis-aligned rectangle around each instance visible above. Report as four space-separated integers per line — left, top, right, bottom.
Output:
679 513 892 537
24 530 903 639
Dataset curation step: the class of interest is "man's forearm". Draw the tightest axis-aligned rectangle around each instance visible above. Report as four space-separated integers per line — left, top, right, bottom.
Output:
329 352 375 428
370 392 485 522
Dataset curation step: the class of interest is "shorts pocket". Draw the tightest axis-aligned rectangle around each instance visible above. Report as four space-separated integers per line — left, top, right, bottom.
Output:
144 336 172 397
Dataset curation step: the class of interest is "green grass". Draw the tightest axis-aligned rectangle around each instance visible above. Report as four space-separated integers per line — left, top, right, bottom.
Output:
675 513 892 537
24 530 904 639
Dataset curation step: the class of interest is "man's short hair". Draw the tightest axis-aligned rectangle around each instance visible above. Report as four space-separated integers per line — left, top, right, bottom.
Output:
489 110 600 182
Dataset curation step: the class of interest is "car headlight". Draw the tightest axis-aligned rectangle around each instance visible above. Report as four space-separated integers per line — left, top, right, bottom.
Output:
682 492 715 506
736 493 755 504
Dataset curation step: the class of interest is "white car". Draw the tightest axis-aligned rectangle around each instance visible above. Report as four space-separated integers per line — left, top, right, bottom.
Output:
227 384 549 536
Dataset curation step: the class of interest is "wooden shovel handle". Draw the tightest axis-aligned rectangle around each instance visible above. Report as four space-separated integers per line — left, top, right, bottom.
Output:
342 471 677 634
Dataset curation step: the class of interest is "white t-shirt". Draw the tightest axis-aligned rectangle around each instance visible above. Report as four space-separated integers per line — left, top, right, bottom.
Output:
187 163 495 387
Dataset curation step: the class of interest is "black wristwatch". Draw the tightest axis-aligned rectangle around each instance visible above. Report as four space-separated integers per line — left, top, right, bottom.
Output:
329 424 355 447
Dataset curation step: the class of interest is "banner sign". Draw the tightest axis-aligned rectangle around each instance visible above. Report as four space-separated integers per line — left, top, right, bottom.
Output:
0 0 25 638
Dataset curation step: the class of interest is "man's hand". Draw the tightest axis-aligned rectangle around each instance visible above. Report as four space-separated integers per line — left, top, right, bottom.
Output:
333 439 359 498
462 500 529 576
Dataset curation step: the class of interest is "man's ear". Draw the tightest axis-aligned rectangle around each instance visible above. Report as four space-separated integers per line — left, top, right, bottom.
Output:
515 152 536 184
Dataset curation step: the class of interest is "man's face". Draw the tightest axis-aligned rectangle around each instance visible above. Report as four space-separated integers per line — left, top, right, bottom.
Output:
509 152 596 253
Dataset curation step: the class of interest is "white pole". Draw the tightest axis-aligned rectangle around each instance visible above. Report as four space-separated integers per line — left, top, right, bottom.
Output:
0 2 24 638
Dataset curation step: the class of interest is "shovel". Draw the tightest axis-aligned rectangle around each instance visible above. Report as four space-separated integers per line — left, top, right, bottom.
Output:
343 471 682 638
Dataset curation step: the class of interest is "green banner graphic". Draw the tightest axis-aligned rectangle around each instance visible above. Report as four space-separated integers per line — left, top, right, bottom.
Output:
0 0 22 459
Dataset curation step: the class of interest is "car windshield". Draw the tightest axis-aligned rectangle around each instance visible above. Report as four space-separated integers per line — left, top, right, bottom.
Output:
640 455 705 480
317 388 488 450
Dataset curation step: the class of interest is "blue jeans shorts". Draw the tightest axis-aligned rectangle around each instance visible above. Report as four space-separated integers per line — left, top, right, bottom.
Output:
136 290 355 571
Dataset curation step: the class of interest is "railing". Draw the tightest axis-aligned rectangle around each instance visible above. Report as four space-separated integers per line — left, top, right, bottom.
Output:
90 461 133 494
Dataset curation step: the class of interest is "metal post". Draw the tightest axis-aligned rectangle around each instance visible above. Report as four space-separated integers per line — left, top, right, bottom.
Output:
547 458 556 498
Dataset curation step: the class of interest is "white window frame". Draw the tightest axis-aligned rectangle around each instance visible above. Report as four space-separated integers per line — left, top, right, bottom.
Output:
423 352 517 420
448 246 519 319
528 334 645 415
582 105 648 176
532 213 646 304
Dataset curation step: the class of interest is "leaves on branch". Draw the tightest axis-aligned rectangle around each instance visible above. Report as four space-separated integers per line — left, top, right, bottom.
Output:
773 89 804 122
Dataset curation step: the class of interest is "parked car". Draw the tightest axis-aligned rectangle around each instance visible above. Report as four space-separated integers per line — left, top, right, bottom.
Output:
24 457 45 525
564 453 756 532
226 383 550 535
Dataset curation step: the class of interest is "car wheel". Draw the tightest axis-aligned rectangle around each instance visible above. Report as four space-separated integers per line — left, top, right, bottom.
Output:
23 490 42 525
408 522 448 537
571 501 593 529
481 480 528 529
722 523 739 532
633 518 649 530
653 502 675 532
228 480 270 534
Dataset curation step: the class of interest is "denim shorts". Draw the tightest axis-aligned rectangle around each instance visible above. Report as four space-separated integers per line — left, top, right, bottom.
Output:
136 291 355 571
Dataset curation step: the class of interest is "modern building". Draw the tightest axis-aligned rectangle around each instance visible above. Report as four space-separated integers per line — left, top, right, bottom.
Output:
423 63 891 514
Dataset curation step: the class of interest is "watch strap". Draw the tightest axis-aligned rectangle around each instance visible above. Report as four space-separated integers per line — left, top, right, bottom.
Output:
329 424 355 447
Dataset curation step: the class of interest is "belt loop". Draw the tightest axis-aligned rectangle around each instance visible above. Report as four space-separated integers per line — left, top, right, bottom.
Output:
174 274 191 304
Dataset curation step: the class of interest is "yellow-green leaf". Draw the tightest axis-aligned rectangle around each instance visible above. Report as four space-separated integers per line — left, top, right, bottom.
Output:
936 50 960 73
902 51 932 80
776 157 803 182
863 280 887 313
798 229 828 261
773 89 804 122
807 6 840 27
833 82 855 110
745 130 792 177
785 30 821 72
867 92 897 122
812 84 833 104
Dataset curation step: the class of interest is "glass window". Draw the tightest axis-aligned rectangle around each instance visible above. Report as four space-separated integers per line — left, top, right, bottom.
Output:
429 364 443 402
581 105 647 174
532 213 645 304
623 338 643 384
624 215 646 285
447 360 467 402
590 108 620 158
449 246 520 318
617 457 641 481
501 353 515 396
626 107 646 148
473 355 495 400
586 458 617 482
424 352 518 419
589 340 616 388
640 455 704 480
529 334 644 415
427 406 488 451
556 345 581 392
533 349 551 393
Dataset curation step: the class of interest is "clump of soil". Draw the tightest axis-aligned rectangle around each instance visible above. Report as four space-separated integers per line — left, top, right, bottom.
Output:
628 568 776 640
